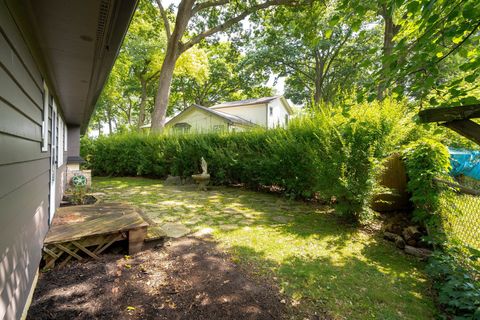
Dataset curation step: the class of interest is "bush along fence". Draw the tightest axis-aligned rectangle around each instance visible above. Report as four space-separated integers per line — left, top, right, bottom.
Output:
403 138 480 318
82 100 415 222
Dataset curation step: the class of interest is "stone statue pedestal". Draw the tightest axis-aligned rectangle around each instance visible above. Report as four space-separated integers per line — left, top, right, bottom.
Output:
192 157 210 191
192 173 210 191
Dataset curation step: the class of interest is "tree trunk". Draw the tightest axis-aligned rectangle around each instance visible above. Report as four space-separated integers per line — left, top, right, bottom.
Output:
313 51 325 106
106 108 113 134
150 46 180 132
378 4 400 100
137 77 147 130
150 0 195 132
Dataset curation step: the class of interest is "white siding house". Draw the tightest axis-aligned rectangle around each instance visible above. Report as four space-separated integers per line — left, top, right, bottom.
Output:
165 96 294 133
165 104 256 133
0 1 137 318
210 96 293 129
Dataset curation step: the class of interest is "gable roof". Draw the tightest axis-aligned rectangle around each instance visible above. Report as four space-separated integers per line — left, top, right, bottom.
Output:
211 96 281 109
210 95 294 114
166 104 256 127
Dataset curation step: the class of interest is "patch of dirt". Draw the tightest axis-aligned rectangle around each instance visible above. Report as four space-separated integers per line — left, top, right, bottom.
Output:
27 236 288 320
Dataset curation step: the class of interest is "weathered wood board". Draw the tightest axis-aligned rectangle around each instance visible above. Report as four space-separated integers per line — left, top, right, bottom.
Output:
45 203 149 244
43 203 149 268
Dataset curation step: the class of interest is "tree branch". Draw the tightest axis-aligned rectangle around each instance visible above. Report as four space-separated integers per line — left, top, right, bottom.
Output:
436 19 480 65
192 0 230 14
323 30 352 78
155 0 172 39
182 0 301 52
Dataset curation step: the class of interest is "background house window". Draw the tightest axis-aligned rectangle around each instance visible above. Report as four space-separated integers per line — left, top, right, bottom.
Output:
213 125 225 132
269 106 273 116
173 122 191 133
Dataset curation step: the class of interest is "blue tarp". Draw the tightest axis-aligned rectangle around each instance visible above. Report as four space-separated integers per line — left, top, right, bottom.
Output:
449 148 480 180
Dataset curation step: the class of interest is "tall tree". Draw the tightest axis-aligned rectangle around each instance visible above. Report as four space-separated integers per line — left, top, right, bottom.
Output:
341 0 480 104
150 0 308 132
169 41 272 113
247 1 381 106
121 0 166 128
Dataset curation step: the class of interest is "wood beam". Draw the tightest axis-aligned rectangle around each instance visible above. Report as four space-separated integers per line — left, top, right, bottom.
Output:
418 104 480 123
441 119 480 145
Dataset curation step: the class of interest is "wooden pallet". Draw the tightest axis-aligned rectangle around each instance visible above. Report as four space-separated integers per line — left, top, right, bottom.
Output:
43 203 148 269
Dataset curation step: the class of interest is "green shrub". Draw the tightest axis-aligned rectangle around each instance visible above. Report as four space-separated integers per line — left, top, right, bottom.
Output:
82 100 414 222
403 137 480 319
402 138 451 234
426 248 480 319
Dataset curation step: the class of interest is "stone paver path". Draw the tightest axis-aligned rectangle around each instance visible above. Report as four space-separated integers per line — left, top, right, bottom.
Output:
93 178 311 236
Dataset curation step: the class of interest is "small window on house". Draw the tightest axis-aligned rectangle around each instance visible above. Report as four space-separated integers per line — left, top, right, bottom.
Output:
269 106 273 116
285 114 289 126
213 125 225 132
41 82 49 152
173 122 191 133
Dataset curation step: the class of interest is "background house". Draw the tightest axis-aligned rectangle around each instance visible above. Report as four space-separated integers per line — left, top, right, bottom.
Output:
165 96 294 133
0 1 137 319
166 104 257 133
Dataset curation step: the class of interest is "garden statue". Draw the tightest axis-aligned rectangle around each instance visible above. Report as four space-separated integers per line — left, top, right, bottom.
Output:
192 157 210 191
201 157 208 174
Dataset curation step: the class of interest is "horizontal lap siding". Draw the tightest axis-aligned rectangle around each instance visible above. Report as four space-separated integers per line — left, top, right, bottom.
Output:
0 2 50 320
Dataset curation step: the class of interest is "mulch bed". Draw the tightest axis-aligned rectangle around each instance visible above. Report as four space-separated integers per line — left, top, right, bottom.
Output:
27 236 289 320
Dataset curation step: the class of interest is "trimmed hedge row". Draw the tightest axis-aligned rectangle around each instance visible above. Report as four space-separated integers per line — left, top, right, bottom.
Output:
81 100 414 221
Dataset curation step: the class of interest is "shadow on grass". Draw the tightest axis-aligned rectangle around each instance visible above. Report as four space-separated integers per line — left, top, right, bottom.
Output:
27 237 287 320
229 241 434 320
90 177 435 319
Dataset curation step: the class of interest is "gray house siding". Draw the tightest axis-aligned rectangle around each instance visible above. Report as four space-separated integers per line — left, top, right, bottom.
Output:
0 2 66 319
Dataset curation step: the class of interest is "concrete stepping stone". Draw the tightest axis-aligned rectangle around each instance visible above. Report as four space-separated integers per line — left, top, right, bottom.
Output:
272 216 292 224
192 227 214 237
161 222 191 238
145 225 167 241
218 224 238 231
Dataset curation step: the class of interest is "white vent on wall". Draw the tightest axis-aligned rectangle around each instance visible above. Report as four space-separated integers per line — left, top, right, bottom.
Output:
96 0 110 42
58 116 64 167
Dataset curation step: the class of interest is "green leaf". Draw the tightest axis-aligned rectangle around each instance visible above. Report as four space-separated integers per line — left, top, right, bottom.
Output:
351 20 361 32
452 36 463 44
464 74 477 83
325 29 333 39
462 2 478 19
407 1 420 14
328 15 340 27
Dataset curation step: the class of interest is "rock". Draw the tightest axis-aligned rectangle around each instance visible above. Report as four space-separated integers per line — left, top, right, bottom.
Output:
404 245 432 259
383 222 403 236
160 223 190 238
164 175 182 186
192 227 214 237
181 177 195 185
218 224 237 231
272 216 292 224
402 226 422 246
383 231 406 249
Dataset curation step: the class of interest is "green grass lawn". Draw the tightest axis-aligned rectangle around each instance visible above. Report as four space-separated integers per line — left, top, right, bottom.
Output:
93 176 435 319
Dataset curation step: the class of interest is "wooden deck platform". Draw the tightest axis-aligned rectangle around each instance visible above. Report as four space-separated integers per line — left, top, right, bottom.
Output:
43 203 149 269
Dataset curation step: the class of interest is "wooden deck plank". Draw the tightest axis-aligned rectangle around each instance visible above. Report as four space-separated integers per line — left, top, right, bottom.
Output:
45 203 149 244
